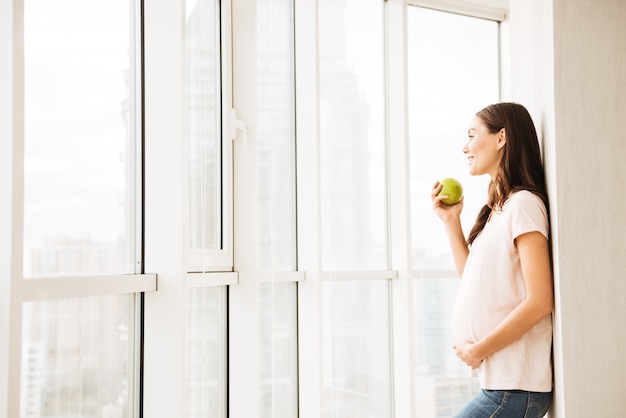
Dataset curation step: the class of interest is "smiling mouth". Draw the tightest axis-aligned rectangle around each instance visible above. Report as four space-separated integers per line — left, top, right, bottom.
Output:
467 156 474 164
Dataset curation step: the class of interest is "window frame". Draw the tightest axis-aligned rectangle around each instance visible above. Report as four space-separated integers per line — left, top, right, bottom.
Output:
142 0 234 416
1 0 155 416
183 0 235 273
408 0 507 21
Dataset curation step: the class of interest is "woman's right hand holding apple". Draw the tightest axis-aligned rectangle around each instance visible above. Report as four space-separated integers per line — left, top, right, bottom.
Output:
431 181 469 277
431 180 464 225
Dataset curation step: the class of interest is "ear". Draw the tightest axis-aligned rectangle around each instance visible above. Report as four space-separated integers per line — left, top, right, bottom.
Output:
497 128 506 150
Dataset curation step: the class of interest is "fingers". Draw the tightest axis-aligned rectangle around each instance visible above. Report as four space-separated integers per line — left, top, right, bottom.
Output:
452 341 483 369
431 181 448 205
431 181 442 198
432 180 463 224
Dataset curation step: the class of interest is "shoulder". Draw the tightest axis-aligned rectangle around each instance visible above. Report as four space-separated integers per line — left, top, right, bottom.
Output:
505 190 547 214
505 190 549 238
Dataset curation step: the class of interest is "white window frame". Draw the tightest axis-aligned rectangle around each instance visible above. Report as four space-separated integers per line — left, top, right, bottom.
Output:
142 0 234 416
183 0 235 274
0 6 24 417
230 0 303 415
293 1 402 417
0 1 156 417
408 0 507 21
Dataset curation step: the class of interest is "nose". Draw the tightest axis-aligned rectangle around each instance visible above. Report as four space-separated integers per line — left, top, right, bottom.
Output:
462 142 469 154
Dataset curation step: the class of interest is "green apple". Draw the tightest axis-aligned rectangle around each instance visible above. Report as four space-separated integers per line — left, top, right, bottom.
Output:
438 177 463 205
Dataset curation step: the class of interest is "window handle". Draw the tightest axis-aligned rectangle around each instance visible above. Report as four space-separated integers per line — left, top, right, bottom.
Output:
229 108 247 146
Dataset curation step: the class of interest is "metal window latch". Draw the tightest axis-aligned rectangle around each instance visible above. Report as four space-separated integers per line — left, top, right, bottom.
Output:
229 108 247 145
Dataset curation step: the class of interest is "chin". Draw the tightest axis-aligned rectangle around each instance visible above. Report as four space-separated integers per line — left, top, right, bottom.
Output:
469 171 487 178
468 165 486 177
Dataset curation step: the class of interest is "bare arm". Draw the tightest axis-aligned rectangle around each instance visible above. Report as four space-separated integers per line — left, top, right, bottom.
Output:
453 231 553 367
431 181 469 277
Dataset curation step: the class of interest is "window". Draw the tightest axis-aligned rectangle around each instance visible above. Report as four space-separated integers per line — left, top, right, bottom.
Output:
21 295 137 418
257 0 299 416
184 0 230 416
19 0 147 417
23 0 139 278
185 286 227 418
318 0 392 416
319 0 388 271
139 0 233 415
185 0 225 270
257 0 297 273
259 282 298 418
5 2 507 417
407 6 500 416
322 280 392 418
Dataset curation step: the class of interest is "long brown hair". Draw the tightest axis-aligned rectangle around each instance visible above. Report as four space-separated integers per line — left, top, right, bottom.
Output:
467 102 549 245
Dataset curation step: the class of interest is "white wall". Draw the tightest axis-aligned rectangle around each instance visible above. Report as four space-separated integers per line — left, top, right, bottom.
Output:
553 0 626 416
509 1 626 417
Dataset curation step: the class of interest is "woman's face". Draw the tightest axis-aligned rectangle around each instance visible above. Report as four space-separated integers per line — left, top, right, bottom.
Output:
463 116 505 178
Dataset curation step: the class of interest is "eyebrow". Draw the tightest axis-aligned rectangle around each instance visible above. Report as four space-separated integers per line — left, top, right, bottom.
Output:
467 128 476 134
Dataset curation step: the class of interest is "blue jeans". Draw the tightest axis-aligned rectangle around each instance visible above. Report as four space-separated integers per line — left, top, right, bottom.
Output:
454 389 553 418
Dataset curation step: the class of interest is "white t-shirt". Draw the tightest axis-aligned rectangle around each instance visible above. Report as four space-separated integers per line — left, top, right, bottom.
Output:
452 190 553 392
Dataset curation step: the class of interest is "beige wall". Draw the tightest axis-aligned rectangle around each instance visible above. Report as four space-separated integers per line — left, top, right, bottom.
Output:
509 0 626 416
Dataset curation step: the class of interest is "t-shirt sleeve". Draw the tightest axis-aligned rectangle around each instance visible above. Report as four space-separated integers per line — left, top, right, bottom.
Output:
510 191 549 240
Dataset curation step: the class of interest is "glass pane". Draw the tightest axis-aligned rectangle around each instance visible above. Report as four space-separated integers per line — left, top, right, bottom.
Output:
257 0 297 271
259 282 298 418
257 2 299 415
322 280 392 418
186 0 222 255
20 295 136 417
23 0 138 277
412 278 480 417
407 7 500 417
408 7 499 273
319 0 388 270
185 286 227 418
